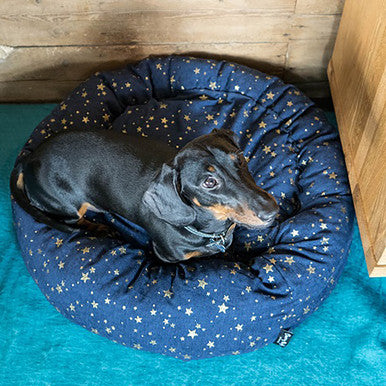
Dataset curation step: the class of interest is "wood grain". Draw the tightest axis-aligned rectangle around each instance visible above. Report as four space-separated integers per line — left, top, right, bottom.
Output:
0 1 296 15
0 0 343 101
0 80 81 103
0 13 340 46
0 43 287 82
286 39 335 82
0 78 330 103
328 0 386 277
295 0 345 15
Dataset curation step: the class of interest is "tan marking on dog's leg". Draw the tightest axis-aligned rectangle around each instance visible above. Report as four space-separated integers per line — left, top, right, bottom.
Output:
192 197 202 207
77 202 97 218
77 216 111 234
16 172 24 190
77 202 113 236
207 165 215 172
77 202 90 218
184 251 201 260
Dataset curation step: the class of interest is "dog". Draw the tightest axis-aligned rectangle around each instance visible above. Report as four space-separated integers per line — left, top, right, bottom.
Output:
10 128 279 263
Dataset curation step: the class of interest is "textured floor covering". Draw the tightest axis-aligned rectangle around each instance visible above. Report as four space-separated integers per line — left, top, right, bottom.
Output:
0 104 385 385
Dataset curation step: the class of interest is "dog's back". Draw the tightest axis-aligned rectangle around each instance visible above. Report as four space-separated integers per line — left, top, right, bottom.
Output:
10 129 177 231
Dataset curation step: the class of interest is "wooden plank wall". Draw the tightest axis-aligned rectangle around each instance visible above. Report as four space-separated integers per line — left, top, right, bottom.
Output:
0 0 344 102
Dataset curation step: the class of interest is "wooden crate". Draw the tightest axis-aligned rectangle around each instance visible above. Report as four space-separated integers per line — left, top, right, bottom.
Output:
328 0 386 277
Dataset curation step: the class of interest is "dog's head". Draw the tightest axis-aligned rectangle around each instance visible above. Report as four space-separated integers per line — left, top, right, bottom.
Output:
142 129 279 260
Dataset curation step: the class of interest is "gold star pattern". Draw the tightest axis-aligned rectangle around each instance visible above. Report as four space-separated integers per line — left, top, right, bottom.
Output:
306 266 316 274
163 289 173 298
244 242 252 251
13 57 353 361
263 145 271 154
91 300 98 308
80 272 90 283
198 279 208 289
263 264 273 273
285 256 295 265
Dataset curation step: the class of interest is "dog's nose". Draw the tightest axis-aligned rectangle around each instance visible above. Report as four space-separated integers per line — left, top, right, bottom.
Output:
257 197 279 223
259 209 278 223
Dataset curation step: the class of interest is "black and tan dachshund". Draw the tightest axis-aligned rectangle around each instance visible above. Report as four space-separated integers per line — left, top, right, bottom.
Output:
10 128 278 263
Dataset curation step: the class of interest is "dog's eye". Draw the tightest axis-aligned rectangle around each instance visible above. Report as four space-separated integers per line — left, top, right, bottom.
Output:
202 176 218 189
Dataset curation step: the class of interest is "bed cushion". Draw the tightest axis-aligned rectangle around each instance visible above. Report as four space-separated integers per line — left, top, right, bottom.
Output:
11 55 354 360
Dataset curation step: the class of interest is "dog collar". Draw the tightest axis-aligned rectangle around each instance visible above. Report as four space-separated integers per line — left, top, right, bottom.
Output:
184 223 236 253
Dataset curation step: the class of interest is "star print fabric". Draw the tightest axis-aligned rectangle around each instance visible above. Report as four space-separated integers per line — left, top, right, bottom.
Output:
11 56 354 360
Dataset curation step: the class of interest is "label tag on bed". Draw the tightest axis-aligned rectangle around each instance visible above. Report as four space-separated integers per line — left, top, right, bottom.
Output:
274 329 293 347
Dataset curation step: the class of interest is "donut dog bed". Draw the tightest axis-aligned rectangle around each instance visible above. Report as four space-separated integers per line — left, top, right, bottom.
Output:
11 56 354 360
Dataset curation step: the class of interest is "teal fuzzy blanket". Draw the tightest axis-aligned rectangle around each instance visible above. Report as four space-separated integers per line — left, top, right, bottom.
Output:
0 105 385 385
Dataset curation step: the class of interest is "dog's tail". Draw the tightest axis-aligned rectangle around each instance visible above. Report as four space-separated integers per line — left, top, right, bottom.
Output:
10 160 76 233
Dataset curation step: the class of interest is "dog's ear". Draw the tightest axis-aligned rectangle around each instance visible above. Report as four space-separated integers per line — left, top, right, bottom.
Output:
142 164 196 226
211 128 239 146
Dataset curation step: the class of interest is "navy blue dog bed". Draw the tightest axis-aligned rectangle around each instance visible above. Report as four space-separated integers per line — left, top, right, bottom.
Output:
12 56 354 360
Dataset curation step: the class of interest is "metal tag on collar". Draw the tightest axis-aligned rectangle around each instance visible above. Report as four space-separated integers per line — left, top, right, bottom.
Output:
209 238 226 252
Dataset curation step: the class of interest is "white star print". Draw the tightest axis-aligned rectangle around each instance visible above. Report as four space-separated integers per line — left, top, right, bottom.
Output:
163 289 173 298
218 303 229 313
187 329 198 339
235 324 243 331
198 279 208 289
80 272 90 283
